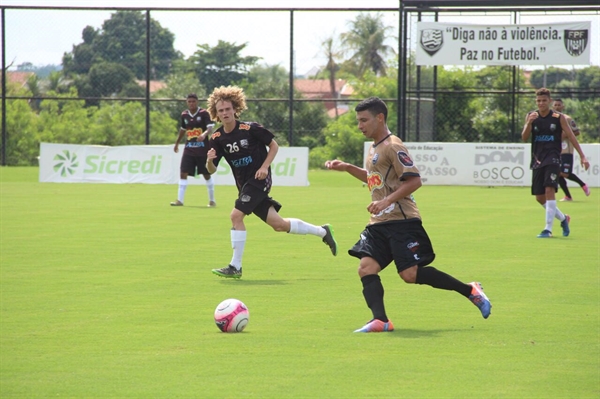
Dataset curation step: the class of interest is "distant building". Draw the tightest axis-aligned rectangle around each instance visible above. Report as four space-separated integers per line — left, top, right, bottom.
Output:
294 79 354 117
2 71 35 89
136 80 167 93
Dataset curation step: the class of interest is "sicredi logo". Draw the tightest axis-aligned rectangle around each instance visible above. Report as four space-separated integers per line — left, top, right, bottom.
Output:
53 150 79 177
84 155 163 174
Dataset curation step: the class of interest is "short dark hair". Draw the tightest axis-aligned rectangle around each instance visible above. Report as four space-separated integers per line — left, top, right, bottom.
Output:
553 98 563 103
355 97 388 121
187 93 198 100
535 87 551 98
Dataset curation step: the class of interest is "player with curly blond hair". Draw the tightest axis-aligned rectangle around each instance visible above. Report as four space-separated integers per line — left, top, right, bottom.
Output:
205 86 338 279
207 85 247 122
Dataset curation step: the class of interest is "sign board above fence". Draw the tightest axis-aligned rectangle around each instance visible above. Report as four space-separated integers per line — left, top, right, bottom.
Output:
416 21 591 66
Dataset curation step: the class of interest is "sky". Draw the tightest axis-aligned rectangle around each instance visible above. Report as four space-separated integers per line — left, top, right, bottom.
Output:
2 0 599 75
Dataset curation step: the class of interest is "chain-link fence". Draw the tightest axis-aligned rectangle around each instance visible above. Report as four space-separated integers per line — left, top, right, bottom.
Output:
1 4 599 167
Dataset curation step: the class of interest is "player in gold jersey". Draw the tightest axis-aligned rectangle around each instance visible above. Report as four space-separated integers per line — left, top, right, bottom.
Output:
325 97 491 333
552 99 590 201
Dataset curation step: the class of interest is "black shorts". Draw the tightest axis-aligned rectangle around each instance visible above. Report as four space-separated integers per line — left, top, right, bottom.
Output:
531 164 560 195
180 153 209 176
560 154 573 175
235 183 282 222
348 219 435 273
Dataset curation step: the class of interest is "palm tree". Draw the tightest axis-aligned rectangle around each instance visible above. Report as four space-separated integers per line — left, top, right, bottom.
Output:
26 74 42 111
341 12 394 77
321 36 343 117
46 71 66 93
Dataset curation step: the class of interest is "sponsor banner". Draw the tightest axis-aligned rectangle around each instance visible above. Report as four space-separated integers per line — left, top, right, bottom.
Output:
364 142 600 187
416 21 591 65
39 143 309 186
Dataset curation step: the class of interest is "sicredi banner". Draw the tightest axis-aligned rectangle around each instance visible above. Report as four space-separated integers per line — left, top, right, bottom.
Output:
416 21 591 66
39 143 309 186
363 142 600 187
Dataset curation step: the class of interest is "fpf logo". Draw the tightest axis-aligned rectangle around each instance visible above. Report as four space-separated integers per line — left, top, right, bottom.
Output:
53 150 79 177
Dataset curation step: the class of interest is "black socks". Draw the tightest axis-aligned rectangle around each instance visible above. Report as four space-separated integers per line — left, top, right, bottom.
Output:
361 274 388 322
415 266 472 298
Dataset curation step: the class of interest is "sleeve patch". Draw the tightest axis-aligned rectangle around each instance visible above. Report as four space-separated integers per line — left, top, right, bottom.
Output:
397 151 414 167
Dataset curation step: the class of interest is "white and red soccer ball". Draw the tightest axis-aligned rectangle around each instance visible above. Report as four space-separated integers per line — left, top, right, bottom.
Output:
214 298 249 333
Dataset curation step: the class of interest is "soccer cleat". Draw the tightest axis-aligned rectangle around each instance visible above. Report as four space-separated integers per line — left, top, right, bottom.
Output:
212 265 242 279
537 230 552 238
468 282 491 319
559 196 573 202
354 319 394 333
321 224 338 256
208 201 217 207
170 200 184 206
561 214 571 237
582 184 590 196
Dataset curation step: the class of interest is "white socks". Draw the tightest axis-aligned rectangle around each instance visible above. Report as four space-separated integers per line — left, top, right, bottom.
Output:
206 176 215 203
288 218 325 237
177 177 216 204
177 179 188 203
230 230 247 270
542 200 566 232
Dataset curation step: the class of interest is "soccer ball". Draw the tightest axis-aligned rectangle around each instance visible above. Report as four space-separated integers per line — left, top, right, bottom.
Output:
214 298 249 333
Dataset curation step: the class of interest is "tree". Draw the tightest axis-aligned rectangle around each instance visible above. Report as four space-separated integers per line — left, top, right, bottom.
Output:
529 67 572 90
340 12 395 77
62 11 179 80
320 36 344 118
73 62 142 106
188 40 260 90
151 59 209 123
243 65 328 148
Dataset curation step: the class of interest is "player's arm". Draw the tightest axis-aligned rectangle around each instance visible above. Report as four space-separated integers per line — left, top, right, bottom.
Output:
174 127 186 153
255 140 279 180
367 174 422 216
560 115 590 170
206 142 219 174
324 160 368 183
200 124 215 141
521 112 537 142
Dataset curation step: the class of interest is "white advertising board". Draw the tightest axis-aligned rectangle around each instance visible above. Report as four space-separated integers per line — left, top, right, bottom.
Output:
416 21 591 66
363 142 600 187
39 143 309 186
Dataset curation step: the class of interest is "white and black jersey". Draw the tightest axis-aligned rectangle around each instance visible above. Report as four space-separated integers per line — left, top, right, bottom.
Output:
209 121 275 192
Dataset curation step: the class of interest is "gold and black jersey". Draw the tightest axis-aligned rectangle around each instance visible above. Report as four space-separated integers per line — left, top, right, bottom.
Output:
365 134 421 225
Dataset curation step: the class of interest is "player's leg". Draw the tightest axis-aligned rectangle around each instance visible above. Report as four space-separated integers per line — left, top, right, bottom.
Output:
559 154 573 201
567 173 590 196
558 176 572 201
197 156 216 207
349 226 394 332
171 155 193 206
354 258 394 332
262 201 338 256
172 173 188 206
212 208 246 279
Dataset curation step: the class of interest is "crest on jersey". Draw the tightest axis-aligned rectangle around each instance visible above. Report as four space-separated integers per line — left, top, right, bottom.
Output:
420 29 443 56
372 153 379 165
397 151 414 167
240 139 249 148
564 29 588 57
550 124 556 131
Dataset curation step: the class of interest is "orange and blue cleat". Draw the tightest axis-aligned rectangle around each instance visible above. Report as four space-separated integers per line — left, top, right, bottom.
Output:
353 319 394 333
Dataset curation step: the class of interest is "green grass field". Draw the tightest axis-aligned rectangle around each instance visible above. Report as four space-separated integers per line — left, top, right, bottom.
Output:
1 167 598 398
